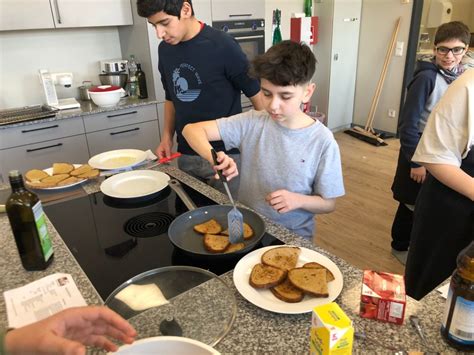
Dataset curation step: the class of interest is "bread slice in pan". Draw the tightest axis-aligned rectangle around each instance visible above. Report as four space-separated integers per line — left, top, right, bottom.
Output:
288 267 329 297
70 164 93 176
261 246 301 271
203 234 230 253
194 219 223 235
243 222 254 240
25 169 49 182
52 162 74 175
271 278 304 303
225 242 245 253
303 262 335 282
249 263 287 289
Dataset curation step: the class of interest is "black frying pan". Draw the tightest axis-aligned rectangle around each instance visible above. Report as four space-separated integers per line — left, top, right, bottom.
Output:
168 179 266 258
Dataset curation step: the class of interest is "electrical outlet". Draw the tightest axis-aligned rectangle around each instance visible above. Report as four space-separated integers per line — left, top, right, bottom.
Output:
401 0 410 4
388 109 396 118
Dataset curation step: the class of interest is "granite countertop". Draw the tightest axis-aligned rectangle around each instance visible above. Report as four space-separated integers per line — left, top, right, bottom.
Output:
0 165 457 353
0 97 158 129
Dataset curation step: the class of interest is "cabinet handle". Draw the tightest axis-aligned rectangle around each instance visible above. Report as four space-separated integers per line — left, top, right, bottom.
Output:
110 127 140 136
26 143 63 152
107 111 138 118
21 124 59 133
54 0 62 24
229 14 252 17
234 35 264 41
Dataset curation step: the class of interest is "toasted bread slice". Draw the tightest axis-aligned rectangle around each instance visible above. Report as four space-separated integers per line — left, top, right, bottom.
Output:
249 263 287 289
40 174 70 185
303 262 335 282
221 229 229 235
57 176 83 186
261 246 301 271
271 278 304 303
288 267 329 297
193 219 223 235
70 164 93 176
203 234 230 253
25 169 49 182
52 163 74 175
77 169 99 179
243 222 254 240
25 180 57 189
225 242 245 253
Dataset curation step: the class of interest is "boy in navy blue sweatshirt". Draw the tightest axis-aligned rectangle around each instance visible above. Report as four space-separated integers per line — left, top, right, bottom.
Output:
390 21 470 264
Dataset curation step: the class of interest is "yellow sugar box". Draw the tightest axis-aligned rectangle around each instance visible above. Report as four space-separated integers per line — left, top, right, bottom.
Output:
310 302 354 355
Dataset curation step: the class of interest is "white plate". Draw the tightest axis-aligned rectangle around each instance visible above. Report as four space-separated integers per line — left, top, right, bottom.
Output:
113 336 220 354
26 164 87 190
88 149 147 170
233 246 343 314
100 170 170 198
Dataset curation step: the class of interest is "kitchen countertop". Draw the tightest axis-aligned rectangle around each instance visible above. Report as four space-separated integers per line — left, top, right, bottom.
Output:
0 97 158 129
0 165 457 353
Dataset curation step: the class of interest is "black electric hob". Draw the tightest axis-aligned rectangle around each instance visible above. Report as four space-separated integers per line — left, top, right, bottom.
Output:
43 184 283 300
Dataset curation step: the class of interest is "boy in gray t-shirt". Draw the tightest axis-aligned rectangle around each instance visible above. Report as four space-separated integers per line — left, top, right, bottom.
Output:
183 41 345 239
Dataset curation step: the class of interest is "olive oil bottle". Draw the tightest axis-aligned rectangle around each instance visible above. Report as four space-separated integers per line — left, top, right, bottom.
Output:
5 170 54 270
441 241 474 351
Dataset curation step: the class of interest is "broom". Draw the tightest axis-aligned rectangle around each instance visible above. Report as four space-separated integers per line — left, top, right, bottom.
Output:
345 17 402 146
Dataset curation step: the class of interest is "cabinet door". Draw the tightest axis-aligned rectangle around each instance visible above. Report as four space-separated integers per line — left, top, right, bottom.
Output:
51 0 133 28
86 120 160 157
0 0 55 31
0 135 90 178
211 0 264 21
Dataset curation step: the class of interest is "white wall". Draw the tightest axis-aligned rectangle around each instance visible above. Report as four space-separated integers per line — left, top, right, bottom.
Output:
0 27 122 109
352 0 412 133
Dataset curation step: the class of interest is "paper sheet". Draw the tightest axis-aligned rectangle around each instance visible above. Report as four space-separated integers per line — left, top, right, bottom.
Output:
436 283 449 299
3 273 87 328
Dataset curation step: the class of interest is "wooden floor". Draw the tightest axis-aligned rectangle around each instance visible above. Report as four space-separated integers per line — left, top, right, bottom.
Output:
314 131 405 275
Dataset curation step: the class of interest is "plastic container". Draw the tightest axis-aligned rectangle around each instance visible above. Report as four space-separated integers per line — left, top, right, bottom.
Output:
89 85 124 107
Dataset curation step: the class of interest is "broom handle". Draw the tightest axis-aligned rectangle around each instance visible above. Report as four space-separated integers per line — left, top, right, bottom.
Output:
365 17 401 132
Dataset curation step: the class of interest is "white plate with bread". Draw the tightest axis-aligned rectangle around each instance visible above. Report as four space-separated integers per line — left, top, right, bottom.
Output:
88 149 147 170
25 163 99 190
233 246 343 314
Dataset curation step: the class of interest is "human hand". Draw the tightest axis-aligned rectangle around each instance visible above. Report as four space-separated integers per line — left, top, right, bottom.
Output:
265 189 301 213
4 306 137 355
410 166 426 184
212 151 239 181
155 137 173 159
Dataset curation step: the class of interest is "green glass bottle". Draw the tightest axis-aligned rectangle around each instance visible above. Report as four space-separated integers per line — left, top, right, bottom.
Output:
6 170 54 270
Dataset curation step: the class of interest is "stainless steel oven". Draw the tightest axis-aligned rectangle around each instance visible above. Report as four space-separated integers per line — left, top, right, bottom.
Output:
212 19 265 111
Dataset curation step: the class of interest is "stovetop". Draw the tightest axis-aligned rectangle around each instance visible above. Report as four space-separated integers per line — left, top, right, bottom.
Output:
43 183 283 300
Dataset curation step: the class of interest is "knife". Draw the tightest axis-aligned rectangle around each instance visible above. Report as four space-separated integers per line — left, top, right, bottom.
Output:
101 152 181 177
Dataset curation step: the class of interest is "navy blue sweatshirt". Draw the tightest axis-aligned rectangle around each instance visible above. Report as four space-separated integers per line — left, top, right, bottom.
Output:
158 24 260 155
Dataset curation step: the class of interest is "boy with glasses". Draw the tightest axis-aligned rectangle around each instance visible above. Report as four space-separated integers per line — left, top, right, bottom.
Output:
390 21 470 264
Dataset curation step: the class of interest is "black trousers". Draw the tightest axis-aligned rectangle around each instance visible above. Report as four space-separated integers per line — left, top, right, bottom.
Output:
391 203 413 251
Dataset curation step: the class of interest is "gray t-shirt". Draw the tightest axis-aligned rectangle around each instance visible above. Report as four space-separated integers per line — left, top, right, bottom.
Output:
217 110 345 238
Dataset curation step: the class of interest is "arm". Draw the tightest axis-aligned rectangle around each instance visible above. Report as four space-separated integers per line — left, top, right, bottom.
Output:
265 190 336 214
249 91 264 111
424 163 474 201
4 306 136 355
182 121 238 180
156 100 176 159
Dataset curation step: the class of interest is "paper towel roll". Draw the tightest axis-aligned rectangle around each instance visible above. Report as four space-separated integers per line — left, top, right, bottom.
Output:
426 0 453 28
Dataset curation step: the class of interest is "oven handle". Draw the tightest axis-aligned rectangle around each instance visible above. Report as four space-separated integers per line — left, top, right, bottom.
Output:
229 14 252 17
234 35 264 41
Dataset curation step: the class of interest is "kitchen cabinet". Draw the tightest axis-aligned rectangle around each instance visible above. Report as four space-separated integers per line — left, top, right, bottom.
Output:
312 0 362 131
0 0 132 31
86 120 160 156
211 0 264 21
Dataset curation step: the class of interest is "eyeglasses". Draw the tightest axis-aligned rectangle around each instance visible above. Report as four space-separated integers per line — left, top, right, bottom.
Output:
435 46 466 55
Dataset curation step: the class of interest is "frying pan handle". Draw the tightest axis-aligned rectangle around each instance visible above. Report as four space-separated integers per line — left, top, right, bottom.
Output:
168 179 197 211
210 148 225 182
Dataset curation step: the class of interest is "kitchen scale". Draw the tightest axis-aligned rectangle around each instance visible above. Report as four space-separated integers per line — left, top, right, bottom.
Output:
39 69 80 110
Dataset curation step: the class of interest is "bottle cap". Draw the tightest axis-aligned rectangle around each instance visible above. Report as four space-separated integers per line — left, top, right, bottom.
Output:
8 170 20 178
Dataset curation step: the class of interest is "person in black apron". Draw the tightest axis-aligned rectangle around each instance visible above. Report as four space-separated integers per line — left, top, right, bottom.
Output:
405 69 474 300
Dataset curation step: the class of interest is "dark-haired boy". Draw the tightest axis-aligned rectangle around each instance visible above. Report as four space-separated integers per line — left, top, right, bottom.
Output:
183 40 345 239
136 0 262 195
390 21 470 264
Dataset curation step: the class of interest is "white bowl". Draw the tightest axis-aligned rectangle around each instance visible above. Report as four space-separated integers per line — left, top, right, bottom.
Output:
89 86 123 107
113 336 220 354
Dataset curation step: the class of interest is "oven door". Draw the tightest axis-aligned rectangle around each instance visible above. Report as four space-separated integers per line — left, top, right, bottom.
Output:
232 30 265 62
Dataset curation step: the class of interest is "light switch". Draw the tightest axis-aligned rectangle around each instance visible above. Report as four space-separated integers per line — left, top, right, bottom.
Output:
401 0 410 3
395 41 404 57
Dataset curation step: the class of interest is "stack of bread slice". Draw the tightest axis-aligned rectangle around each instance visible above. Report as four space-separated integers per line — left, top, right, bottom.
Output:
193 218 254 253
25 163 99 189
249 246 335 303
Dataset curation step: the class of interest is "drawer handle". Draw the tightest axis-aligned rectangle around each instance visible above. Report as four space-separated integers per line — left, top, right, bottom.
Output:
107 111 138 118
229 14 252 17
21 124 59 133
26 143 63 152
110 127 140 135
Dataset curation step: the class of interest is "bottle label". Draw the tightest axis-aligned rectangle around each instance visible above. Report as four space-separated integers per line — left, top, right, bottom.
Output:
442 288 474 345
32 201 53 262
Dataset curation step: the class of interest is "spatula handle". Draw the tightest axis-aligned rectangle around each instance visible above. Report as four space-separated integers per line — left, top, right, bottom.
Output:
210 148 225 182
